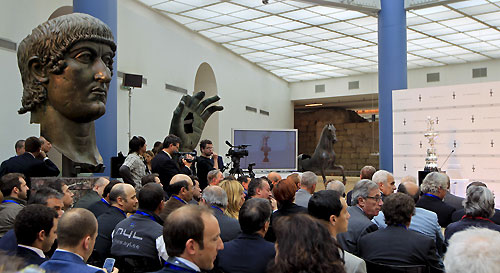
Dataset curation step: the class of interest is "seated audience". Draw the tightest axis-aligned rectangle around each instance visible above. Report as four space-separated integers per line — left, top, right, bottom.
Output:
87 180 122 218
372 182 445 256
74 177 110 209
159 174 194 221
111 183 166 273
286 173 301 189
217 198 274 273
451 182 500 224
0 173 29 237
248 177 272 200
201 186 241 242
266 178 307 242
416 172 456 227
445 186 500 244
326 180 345 196
14 205 58 266
294 171 317 208
141 173 161 187
47 179 74 210
269 214 345 273
41 208 115 273
236 175 250 196
401 175 417 184
372 170 396 200
346 166 376 206
0 187 63 253
219 180 245 219
119 136 148 190
152 205 223 273
92 183 137 265
443 174 464 210
207 170 223 186
358 193 443 270
444 228 500 273
308 190 366 273
337 179 380 255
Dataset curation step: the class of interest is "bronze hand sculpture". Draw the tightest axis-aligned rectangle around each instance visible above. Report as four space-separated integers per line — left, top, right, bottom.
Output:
169 91 223 152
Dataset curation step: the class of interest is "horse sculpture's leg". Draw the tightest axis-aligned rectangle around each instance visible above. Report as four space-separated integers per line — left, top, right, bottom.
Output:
333 164 346 185
321 166 327 186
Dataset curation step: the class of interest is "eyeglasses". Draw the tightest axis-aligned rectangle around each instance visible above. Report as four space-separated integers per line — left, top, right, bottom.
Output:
365 195 382 202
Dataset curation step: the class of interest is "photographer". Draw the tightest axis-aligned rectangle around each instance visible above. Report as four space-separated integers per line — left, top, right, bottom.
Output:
151 134 192 193
196 139 224 190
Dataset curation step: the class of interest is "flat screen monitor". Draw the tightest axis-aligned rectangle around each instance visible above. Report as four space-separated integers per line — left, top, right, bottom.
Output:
232 129 297 171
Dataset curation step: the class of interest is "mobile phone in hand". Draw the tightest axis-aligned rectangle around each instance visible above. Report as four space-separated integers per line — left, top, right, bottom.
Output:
103 257 115 273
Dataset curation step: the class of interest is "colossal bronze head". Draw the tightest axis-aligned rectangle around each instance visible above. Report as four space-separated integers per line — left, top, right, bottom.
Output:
17 13 116 170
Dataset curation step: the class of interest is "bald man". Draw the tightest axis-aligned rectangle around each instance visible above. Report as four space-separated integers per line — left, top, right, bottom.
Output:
160 174 194 221
267 172 281 187
372 181 445 257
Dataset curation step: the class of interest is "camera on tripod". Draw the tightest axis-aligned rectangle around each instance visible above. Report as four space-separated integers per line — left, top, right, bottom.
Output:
225 141 251 177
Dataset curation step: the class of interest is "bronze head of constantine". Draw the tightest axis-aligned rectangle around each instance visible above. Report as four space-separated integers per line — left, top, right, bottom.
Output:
17 13 116 169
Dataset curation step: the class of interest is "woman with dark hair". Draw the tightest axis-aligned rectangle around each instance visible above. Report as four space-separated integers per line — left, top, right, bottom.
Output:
270 213 346 273
119 136 147 190
144 150 154 173
265 178 307 241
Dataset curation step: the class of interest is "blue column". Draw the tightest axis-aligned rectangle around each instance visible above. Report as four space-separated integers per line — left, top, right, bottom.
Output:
74 0 117 176
378 0 407 173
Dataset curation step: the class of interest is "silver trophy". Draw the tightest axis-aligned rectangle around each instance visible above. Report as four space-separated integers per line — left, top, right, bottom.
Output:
424 116 439 171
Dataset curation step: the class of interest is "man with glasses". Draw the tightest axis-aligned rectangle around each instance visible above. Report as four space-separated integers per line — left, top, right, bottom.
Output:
337 179 382 256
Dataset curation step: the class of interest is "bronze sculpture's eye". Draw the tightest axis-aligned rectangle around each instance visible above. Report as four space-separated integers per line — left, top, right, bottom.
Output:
74 50 93 63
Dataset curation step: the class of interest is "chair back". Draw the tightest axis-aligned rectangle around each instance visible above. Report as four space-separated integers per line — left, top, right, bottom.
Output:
365 260 428 273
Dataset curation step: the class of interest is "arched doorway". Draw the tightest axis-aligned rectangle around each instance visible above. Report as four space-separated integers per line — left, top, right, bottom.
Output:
194 63 220 154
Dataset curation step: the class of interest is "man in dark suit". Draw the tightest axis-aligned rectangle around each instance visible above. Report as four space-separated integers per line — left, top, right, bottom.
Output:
41 208 115 273
0 136 59 186
159 175 193 221
201 186 241 242
217 198 274 273
151 134 192 193
416 172 456 227
74 177 110 210
87 180 121 218
337 179 381 255
14 205 58 266
359 193 443 270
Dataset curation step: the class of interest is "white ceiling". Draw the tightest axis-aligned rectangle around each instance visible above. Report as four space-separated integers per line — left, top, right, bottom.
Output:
138 0 500 82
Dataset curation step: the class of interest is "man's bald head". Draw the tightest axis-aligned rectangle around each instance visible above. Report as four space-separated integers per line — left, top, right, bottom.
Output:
360 166 376 180
57 208 97 248
398 182 421 203
171 174 193 186
93 177 110 197
267 172 281 185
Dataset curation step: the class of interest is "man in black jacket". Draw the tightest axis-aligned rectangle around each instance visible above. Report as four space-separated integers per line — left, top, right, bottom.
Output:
416 172 456 227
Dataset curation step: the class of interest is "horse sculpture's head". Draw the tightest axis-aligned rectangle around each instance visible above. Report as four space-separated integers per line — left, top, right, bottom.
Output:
325 124 337 143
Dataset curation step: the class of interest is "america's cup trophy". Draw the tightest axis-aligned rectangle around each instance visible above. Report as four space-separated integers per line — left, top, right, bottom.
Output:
424 116 439 171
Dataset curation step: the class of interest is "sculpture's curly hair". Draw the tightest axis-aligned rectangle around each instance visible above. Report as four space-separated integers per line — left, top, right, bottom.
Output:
17 13 116 114
269 214 346 273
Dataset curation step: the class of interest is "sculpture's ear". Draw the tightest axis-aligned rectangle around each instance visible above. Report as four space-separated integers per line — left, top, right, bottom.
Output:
28 56 48 83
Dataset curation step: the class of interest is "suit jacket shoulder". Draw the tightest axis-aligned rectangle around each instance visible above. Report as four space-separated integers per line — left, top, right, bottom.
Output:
337 206 378 255
41 250 105 273
344 251 367 273
217 234 275 273
444 192 464 210
160 197 186 221
416 195 455 227
211 208 241 242
294 189 312 208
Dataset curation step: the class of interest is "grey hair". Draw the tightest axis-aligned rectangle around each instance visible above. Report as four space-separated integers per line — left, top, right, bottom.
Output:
372 170 392 185
202 185 228 208
94 177 110 188
207 169 221 182
444 227 500 273
326 180 345 196
420 172 448 194
464 186 495 218
351 179 379 205
301 171 317 189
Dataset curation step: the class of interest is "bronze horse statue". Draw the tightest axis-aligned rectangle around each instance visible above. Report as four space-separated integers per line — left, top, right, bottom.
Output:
298 124 346 185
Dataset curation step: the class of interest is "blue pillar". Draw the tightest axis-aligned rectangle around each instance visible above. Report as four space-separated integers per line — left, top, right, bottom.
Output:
74 0 117 176
378 0 407 173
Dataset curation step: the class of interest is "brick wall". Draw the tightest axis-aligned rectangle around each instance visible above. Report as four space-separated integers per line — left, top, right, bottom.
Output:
295 108 379 173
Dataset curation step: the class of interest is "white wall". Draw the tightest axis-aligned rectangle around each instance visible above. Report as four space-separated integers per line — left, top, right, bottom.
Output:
0 0 71 158
290 59 500 101
116 0 293 156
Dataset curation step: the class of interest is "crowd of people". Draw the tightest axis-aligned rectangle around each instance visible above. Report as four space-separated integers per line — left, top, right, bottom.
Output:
0 134 499 273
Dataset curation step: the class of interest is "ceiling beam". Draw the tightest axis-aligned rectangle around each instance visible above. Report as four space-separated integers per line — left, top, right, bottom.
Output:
404 0 465 10
297 0 380 14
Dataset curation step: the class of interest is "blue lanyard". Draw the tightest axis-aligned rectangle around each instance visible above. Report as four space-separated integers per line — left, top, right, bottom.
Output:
101 198 110 206
135 211 156 222
112 206 127 218
395 224 408 229
172 196 186 204
424 193 441 200
211 206 223 214
165 263 197 273
2 200 19 205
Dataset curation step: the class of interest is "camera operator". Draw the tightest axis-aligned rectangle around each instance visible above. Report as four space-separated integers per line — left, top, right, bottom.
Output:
151 134 192 193
196 139 224 190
